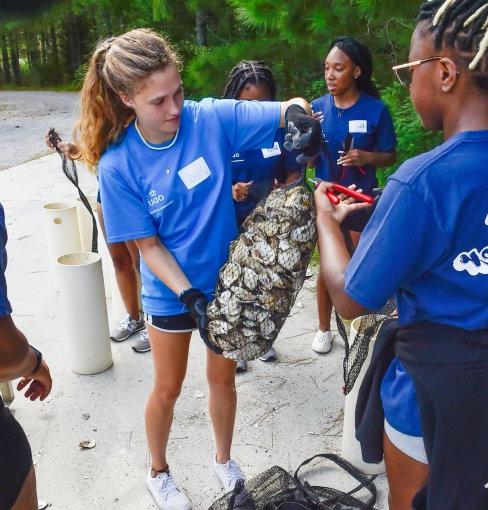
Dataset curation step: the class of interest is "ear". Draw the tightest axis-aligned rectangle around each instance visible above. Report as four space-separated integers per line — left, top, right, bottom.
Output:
439 57 459 92
354 66 362 79
119 93 134 109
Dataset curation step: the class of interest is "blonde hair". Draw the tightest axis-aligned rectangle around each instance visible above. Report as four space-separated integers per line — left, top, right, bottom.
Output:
73 28 181 172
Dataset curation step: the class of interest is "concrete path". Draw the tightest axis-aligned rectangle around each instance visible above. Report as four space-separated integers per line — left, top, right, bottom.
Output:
0 91 79 171
1 152 388 509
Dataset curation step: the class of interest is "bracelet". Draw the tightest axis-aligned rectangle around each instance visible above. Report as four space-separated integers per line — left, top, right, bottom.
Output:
29 345 43 375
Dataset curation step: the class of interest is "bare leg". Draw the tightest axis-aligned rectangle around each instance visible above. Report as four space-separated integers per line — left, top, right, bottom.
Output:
384 432 429 510
206 349 237 464
145 326 191 472
316 268 332 332
97 207 140 320
125 239 141 274
11 465 37 510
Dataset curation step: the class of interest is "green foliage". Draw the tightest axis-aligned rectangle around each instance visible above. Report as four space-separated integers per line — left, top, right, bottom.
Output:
0 0 443 172
378 82 443 185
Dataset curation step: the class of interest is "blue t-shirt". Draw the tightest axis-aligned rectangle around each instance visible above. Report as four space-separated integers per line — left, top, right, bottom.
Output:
99 98 280 316
344 131 488 436
0 203 12 317
231 127 301 224
311 93 396 191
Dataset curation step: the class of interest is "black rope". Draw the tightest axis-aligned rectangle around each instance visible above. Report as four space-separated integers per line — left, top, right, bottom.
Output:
48 129 98 253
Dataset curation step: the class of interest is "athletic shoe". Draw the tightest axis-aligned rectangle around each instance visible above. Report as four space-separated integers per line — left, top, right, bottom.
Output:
259 346 277 362
132 328 151 353
110 312 145 342
212 457 246 493
312 330 333 354
236 360 248 374
145 469 192 510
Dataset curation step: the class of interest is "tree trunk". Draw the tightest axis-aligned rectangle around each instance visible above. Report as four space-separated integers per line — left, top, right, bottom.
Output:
1 34 12 84
40 31 47 65
8 33 21 85
195 9 207 47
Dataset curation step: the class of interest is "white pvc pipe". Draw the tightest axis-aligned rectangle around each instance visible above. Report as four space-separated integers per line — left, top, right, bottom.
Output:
341 316 385 475
76 195 98 252
43 202 81 287
0 381 15 407
57 252 112 375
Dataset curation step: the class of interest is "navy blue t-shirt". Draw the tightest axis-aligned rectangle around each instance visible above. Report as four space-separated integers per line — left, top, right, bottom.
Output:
0 203 12 318
311 93 396 192
99 98 280 316
231 127 301 224
345 131 488 436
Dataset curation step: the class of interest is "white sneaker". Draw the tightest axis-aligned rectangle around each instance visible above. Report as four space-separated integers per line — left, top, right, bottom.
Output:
212 457 246 493
145 470 192 510
312 330 333 354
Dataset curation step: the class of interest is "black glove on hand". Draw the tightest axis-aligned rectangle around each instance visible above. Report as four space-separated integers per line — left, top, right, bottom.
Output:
178 288 223 354
283 104 322 164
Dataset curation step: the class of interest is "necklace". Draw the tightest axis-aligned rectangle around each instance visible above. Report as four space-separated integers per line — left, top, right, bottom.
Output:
134 119 179 150
336 104 353 118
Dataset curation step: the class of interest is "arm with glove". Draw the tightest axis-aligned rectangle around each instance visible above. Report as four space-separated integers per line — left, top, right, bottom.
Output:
134 236 221 354
280 100 323 165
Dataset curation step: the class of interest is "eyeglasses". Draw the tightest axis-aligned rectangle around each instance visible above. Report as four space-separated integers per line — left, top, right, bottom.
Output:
392 57 442 87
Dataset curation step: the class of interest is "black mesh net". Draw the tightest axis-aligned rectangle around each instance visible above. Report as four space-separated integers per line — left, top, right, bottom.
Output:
207 180 316 361
208 454 377 510
336 299 397 396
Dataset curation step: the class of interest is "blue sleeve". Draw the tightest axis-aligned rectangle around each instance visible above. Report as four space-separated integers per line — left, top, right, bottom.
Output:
99 164 157 243
344 179 446 310
375 106 397 152
210 99 281 153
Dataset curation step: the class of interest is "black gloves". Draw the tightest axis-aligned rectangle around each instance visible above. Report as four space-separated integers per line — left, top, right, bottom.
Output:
283 104 322 165
178 288 223 355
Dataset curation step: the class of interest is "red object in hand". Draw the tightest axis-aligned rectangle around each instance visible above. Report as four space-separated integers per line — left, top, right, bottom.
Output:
325 190 341 205
330 183 374 204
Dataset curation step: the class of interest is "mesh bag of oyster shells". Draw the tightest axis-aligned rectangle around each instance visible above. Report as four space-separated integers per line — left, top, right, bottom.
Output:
336 298 397 395
207 181 316 361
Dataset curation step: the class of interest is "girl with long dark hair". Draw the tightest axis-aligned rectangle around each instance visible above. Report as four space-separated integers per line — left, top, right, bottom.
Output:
311 37 397 354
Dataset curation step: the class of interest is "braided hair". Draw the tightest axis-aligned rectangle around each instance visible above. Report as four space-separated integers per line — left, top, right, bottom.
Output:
223 60 276 100
329 36 380 99
418 0 488 89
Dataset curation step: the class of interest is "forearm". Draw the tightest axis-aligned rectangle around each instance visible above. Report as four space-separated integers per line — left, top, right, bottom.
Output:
316 216 366 320
136 237 191 296
0 316 38 381
279 98 312 127
368 150 396 168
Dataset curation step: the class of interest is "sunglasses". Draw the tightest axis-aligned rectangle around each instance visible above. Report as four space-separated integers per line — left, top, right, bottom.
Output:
392 57 442 87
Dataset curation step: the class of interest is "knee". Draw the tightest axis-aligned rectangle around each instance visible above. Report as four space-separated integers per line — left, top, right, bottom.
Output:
149 385 182 408
207 371 236 391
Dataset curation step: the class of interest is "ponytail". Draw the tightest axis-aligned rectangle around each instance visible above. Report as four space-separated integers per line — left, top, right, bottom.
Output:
73 29 180 172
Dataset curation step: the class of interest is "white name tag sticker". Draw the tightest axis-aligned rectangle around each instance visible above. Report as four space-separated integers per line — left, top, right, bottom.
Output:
349 120 368 133
178 157 211 190
261 142 281 159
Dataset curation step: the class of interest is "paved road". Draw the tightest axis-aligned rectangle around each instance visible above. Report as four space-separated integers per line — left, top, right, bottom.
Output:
0 90 79 171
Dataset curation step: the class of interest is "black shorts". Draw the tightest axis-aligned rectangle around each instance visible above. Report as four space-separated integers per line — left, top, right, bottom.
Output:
145 312 197 333
0 399 32 510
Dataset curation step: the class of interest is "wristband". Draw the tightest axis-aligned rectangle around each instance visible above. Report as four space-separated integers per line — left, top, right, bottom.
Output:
29 345 43 375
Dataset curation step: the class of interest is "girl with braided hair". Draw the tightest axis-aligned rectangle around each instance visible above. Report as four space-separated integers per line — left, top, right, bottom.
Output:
315 1 488 508
72 29 320 509
223 60 301 373
310 36 397 355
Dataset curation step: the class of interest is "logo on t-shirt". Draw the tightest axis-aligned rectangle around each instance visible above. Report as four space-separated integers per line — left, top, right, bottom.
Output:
148 189 165 207
453 246 488 276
